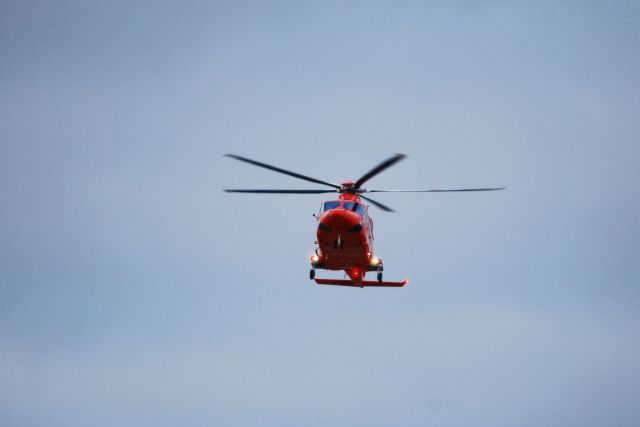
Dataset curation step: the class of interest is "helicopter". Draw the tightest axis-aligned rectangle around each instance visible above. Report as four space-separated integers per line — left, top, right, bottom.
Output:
224 153 504 288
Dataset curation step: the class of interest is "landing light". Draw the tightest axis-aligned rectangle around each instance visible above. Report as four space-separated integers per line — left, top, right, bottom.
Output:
311 255 319 263
371 257 380 265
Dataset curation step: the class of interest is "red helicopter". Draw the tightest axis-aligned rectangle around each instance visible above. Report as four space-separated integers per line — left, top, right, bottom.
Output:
224 153 504 288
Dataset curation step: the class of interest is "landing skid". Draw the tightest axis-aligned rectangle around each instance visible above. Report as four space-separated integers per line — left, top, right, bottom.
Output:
314 278 408 288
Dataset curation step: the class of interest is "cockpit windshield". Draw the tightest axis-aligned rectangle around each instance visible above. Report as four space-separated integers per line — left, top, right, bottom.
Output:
322 200 365 216
343 201 365 217
323 201 341 211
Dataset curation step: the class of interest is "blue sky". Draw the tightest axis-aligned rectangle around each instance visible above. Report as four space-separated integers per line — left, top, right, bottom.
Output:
2 1 639 426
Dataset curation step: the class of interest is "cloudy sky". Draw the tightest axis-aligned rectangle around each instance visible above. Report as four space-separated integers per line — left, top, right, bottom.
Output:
2 1 639 426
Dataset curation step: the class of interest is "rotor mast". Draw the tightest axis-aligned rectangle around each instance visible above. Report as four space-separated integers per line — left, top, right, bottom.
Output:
338 181 362 202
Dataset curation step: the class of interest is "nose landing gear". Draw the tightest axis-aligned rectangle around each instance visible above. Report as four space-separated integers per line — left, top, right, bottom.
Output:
310 269 316 280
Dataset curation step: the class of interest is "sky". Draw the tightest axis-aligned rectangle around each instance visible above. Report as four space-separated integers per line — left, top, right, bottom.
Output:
1 1 640 426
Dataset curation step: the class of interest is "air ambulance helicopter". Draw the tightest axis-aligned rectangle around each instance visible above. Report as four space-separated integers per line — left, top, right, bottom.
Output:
224 153 504 288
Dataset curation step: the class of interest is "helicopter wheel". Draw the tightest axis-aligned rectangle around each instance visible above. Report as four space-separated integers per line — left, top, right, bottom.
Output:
310 269 316 280
377 272 383 282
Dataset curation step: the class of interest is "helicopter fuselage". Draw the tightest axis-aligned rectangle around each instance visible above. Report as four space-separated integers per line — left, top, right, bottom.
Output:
310 193 383 285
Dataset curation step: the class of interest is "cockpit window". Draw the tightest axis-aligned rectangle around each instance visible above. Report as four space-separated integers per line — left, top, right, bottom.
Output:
343 201 365 216
323 201 340 211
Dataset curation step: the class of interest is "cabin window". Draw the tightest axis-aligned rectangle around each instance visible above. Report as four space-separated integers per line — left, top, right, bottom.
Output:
343 201 365 216
323 201 340 211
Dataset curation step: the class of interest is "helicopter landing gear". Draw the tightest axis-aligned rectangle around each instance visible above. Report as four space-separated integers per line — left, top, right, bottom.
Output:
377 271 383 282
310 269 316 280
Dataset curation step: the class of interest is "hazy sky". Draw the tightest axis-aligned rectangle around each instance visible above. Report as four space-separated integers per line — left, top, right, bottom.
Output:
2 1 640 426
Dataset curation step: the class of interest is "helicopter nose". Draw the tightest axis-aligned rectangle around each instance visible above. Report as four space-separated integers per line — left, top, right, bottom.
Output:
319 209 360 232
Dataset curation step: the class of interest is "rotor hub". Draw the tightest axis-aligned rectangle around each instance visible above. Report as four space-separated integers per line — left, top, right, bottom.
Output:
340 181 359 194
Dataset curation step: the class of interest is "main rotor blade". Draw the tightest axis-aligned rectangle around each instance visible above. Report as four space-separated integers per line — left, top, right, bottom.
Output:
224 189 337 194
360 195 395 212
225 154 340 189
365 187 506 192
354 153 407 189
